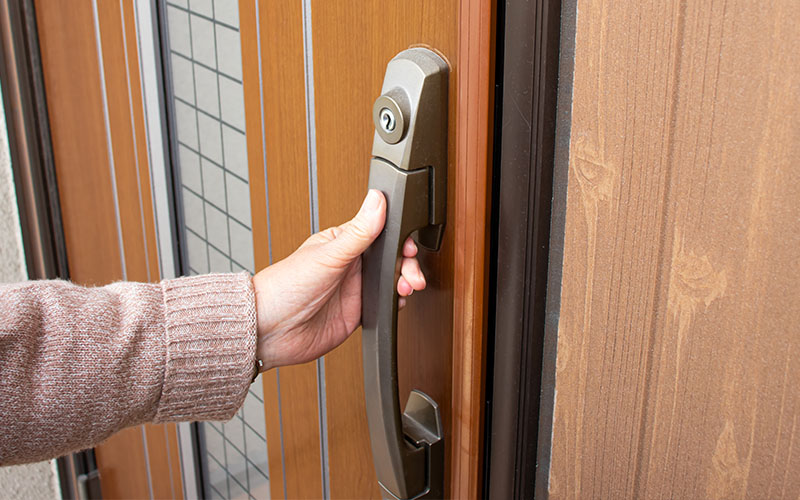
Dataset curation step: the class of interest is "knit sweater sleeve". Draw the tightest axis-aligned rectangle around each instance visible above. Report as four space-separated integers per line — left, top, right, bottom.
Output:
0 273 256 466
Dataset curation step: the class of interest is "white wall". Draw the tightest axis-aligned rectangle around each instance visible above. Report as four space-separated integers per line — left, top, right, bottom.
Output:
0 85 61 498
0 94 26 283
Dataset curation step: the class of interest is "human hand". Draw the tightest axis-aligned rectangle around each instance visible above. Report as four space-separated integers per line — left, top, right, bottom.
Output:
252 189 426 371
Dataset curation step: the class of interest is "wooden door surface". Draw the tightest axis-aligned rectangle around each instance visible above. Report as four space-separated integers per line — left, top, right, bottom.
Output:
246 1 494 498
32 0 495 498
539 1 800 498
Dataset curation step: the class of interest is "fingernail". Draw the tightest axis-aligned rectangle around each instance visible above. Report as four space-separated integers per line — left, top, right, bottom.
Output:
360 189 381 214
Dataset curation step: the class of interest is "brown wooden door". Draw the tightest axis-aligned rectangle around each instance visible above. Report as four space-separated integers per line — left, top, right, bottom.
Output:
245 2 494 498
538 1 800 498
33 0 495 498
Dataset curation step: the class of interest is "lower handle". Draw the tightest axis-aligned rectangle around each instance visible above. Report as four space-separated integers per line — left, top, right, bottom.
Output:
361 158 443 499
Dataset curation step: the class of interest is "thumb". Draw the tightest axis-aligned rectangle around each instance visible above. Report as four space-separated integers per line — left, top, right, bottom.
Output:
330 189 386 261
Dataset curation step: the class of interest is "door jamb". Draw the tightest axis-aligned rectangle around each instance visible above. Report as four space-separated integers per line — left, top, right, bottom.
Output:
484 0 562 497
0 0 67 280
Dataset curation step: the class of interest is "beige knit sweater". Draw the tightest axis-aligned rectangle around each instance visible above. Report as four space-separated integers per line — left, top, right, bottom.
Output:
0 273 257 466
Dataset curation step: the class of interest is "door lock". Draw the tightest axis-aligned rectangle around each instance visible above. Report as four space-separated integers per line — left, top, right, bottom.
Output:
362 48 448 500
372 87 410 144
379 108 396 133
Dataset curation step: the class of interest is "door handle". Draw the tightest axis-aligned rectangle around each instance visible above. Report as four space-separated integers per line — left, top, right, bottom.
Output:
361 48 448 500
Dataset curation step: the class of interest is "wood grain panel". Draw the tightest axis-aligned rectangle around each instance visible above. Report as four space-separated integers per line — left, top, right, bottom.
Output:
260 369 285 499
93 429 150 500
311 1 495 498
238 0 269 287
95 0 150 283
257 1 322 498
451 0 496 497
34 0 122 286
310 3 460 498
143 423 184 499
238 2 286 499
239 0 270 280
545 0 800 497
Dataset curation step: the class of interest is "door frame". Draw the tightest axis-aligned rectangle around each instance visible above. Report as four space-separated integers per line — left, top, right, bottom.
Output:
483 0 562 497
0 2 95 498
0 0 67 281
534 0 577 496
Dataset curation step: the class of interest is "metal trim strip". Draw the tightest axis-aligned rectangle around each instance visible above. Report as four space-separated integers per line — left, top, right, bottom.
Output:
300 1 330 497
91 0 127 282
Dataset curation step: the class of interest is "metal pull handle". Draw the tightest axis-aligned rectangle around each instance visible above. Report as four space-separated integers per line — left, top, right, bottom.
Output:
362 48 448 500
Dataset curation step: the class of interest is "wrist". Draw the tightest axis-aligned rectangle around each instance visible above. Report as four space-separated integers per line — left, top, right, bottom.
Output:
253 272 278 372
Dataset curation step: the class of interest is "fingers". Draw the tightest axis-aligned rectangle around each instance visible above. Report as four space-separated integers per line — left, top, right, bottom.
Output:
397 239 425 297
397 276 414 296
402 237 418 258
402 256 426 290
329 190 386 261
397 256 426 296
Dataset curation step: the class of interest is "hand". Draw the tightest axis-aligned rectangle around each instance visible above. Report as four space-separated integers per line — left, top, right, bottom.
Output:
252 189 427 370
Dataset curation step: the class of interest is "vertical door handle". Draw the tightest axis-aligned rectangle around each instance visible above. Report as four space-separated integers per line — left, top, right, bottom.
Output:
362 48 448 500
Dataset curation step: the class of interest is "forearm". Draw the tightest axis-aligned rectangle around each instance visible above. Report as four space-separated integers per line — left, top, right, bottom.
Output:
0 273 256 465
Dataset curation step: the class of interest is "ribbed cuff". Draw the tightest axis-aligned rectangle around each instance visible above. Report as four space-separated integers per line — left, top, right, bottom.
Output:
154 272 257 422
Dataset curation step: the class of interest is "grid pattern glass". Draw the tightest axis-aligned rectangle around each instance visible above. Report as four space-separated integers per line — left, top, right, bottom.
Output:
162 0 269 498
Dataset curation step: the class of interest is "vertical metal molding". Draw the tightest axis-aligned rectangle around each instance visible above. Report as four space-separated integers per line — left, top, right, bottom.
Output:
176 422 201 500
253 0 283 496
91 0 128 281
300 1 330 497
140 426 156 500
254 0 273 262
301 0 319 235
133 0 178 281
275 367 289 498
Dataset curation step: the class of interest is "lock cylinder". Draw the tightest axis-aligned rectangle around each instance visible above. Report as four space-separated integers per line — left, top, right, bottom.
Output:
369 48 448 251
373 87 410 144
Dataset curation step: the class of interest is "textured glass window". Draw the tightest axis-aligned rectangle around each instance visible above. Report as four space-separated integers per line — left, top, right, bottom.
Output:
162 0 269 497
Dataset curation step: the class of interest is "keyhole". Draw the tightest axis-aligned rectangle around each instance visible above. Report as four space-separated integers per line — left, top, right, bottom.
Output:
379 108 396 132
